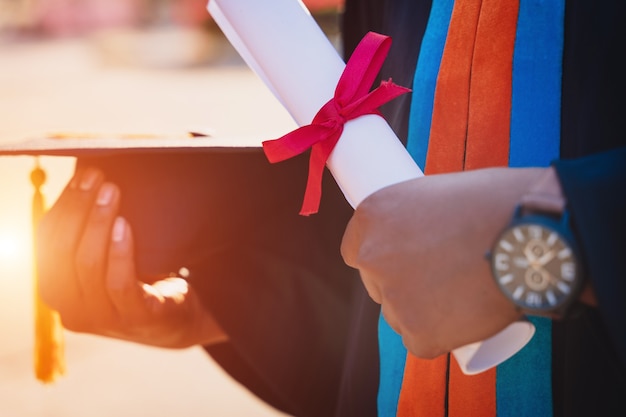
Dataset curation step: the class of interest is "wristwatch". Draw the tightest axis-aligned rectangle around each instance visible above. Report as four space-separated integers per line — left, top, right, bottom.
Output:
489 174 585 319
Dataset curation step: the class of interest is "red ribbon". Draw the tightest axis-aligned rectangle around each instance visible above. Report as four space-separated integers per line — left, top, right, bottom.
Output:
262 31 411 215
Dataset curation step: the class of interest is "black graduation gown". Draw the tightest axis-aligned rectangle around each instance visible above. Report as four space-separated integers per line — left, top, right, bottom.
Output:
75 149 379 417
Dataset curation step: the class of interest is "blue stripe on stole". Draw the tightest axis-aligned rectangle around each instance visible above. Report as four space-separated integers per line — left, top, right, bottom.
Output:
378 316 407 417
378 1 455 415
405 0 455 171
497 1 564 416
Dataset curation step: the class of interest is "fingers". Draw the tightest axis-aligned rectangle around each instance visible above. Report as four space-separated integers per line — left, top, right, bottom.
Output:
105 216 147 319
74 181 121 324
37 167 106 311
341 202 384 304
105 218 188 325
35 167 223 348
105 220 201 347
35 169 205 347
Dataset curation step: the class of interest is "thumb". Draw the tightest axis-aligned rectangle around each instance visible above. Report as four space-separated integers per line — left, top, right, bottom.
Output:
105 216 148 317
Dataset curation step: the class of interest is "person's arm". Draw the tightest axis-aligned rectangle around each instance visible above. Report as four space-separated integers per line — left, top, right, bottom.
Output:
340 161 611 358
36 167 228 348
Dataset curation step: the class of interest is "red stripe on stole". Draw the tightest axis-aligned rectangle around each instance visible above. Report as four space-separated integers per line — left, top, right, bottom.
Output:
423 0 482 176
465 0 517 170
397 1 519 416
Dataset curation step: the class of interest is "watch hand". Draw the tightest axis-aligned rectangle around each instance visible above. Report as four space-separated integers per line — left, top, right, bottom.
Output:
523 245 538 263
536 249 556 267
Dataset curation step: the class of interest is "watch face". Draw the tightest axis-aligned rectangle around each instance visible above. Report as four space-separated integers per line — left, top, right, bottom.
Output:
491 219 581 313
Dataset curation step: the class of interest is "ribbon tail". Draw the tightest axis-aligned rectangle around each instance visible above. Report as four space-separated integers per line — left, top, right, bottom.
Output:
299 157 324 215
263 124 332 163
343 81 412 117
299 133 341 215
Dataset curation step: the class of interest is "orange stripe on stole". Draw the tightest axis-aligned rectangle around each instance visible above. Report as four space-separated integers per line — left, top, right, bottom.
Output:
397 354 448 417
465 0 518 170
397 0 519 416
424 0 482 175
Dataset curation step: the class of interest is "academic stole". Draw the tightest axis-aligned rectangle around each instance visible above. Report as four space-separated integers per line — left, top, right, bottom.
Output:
378 0 564 416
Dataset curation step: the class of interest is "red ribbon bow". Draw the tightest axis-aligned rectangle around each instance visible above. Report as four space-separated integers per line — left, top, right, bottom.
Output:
262 31 411 215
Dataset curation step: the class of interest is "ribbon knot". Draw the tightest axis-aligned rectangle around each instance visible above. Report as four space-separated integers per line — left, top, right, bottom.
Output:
316 99 345 129
262 31 411 215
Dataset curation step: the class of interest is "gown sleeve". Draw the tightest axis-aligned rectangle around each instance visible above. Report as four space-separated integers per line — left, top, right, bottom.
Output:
553 146 626 368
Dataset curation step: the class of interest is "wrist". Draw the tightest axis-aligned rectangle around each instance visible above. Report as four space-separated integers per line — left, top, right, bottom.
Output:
489 167 591 319
534 167 596 307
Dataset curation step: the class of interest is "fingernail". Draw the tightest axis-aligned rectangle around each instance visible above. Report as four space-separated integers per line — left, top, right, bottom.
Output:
96 183 115 207
69 173 80 189
69 168 84 189
80 169 99 191
96 183 115 206
112 217 126 242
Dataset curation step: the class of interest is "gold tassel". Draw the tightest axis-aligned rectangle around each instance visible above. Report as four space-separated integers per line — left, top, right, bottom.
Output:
31 158 65 383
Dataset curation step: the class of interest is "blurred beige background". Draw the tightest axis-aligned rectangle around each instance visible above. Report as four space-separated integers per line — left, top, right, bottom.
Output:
0 1 342 414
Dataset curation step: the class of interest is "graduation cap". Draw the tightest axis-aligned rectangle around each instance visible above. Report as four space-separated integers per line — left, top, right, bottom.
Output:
1 131 260 383
0 132 369 416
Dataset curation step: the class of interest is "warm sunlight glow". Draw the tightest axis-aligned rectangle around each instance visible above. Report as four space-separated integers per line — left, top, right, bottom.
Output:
0 232 28 263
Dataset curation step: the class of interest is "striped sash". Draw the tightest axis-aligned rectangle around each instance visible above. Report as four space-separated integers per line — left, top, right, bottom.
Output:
378 0 565 415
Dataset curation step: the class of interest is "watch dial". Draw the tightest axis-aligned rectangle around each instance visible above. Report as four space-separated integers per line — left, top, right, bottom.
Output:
492 223 579 312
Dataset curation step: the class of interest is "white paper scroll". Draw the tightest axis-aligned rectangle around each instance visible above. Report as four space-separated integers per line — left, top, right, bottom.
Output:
207 0 534 375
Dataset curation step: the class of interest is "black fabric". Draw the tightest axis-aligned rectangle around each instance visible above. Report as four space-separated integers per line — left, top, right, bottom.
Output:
332 282 381 417
342 0 433 145
188 157 374 417
552 147 626 417
560 0 626 159
76 150 379 417
551 2 626 415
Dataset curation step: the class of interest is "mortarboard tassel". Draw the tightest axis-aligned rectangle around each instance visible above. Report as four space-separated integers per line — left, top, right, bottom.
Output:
31 158 65 383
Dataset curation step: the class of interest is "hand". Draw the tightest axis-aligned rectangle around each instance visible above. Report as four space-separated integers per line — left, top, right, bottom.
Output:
36 167 227 348
341 167 545 358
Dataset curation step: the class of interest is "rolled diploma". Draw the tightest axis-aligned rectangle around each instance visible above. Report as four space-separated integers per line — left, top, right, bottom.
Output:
208 0 535 375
